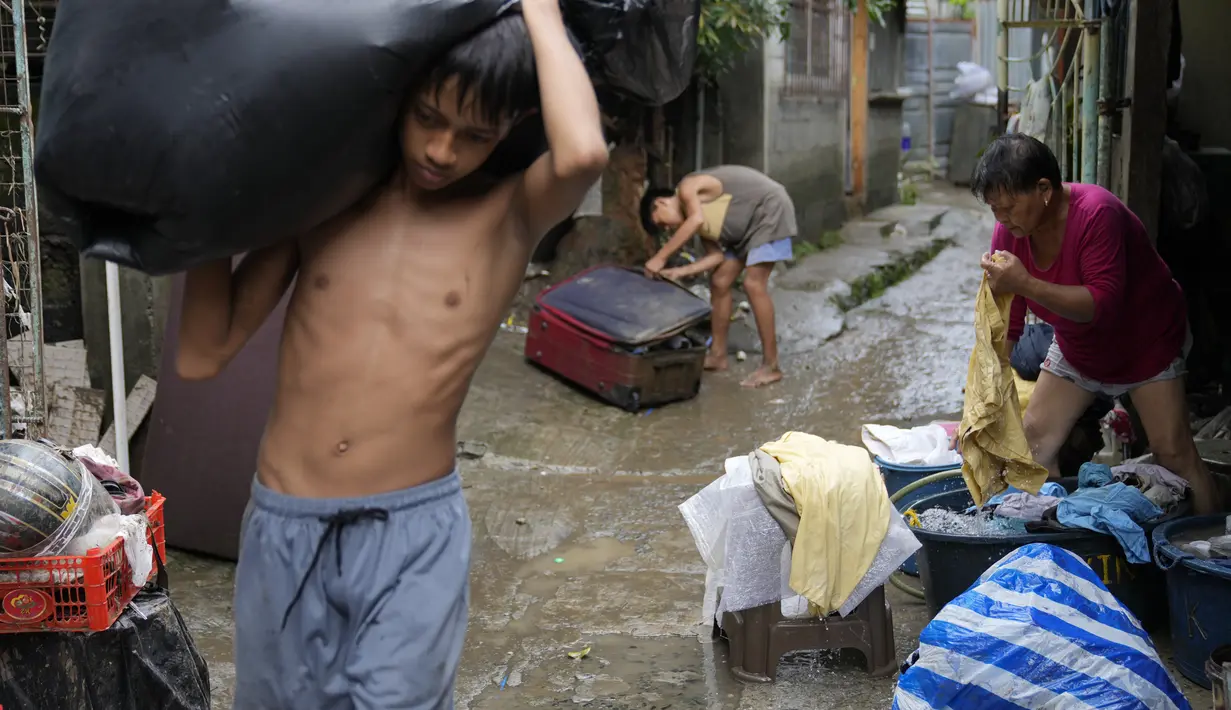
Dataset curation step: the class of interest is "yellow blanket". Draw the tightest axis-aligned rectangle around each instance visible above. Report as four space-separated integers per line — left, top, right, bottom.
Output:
759 432 890 616
959 276 1048 506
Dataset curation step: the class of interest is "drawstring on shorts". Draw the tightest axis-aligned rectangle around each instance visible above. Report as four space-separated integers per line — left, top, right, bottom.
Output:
281 507 390 630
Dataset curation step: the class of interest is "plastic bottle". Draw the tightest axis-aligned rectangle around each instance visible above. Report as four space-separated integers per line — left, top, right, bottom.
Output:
900 119 912 156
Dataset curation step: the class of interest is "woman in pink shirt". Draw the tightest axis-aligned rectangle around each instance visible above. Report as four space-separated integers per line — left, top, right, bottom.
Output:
973 134 1219 514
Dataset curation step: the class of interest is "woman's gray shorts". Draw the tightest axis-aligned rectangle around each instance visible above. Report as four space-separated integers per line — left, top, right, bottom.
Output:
1040 329 1192 399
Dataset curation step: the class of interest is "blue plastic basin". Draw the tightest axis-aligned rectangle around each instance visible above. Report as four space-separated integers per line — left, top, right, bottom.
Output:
1153 515 1231 688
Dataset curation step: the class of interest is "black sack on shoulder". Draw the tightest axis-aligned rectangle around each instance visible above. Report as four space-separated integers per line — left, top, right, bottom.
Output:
33 0 699 275
33 0 513 276
566 0 700 107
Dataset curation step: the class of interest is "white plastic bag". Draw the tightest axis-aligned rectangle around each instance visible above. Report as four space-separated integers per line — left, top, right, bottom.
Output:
950 61 995 101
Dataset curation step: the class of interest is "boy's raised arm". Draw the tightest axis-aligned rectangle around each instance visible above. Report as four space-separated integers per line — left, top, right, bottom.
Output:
519 0 609 237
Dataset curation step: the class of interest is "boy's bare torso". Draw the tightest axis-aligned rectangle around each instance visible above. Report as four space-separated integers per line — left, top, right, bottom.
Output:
257 177 533 498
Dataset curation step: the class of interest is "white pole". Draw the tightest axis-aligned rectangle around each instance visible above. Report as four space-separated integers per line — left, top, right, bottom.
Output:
105 261 129 472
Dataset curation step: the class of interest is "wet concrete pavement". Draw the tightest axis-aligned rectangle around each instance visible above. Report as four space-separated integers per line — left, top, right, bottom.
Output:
171 184 1206 708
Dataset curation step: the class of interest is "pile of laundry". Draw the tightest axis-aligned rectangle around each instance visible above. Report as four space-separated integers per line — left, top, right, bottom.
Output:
679 432 921 624
910 461 1188 564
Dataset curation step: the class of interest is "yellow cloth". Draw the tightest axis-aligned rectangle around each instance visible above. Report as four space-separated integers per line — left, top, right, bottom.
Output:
759 432 890 616
959 276 1048 506
1014 372 1035 413
695 193 732 242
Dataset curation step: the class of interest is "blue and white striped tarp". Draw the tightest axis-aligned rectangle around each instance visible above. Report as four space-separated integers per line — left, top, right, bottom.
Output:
894 543 1191 710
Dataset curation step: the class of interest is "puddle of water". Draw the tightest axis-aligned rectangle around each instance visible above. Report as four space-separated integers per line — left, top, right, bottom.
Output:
518 536 637 577
469 633 743 709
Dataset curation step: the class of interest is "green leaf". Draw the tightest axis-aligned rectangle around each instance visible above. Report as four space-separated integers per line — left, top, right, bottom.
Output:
697 0 901 81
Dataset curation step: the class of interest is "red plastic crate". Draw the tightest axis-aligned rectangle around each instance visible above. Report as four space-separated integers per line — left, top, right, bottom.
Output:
0 492 166 633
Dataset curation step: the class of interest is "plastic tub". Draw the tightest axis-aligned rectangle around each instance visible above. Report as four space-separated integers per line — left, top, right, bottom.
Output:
912 487 1169 631
1153 515 1231 688
876 457 964 576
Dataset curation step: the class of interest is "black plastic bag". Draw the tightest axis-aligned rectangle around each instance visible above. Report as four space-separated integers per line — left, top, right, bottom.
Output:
35 0 514 275
0 590 211 710
34 0 699 276
567 0 700 106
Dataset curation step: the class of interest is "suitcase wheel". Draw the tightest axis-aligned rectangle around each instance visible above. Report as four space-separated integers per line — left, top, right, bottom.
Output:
611 384 641 412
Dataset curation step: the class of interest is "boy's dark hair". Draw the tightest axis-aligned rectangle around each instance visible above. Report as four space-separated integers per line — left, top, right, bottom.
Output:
969 133 1063 202
640 187 675 235
422 13 539 126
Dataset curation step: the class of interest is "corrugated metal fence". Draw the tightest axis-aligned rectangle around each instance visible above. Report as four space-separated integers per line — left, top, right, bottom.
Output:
902 10 973 170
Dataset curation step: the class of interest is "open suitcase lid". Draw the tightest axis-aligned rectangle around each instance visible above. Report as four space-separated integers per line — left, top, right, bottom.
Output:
536 265 712 347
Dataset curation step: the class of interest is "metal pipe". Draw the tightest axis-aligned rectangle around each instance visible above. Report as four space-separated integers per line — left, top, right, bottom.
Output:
695 82 705 172
997 0 1011 131
927 1 935 161
105 262 129 472
12 0 44 437
0 273 9 439
1095 4 1112 188
1079 0 1100 183
1060 65 1069 180
1072 41 1082 180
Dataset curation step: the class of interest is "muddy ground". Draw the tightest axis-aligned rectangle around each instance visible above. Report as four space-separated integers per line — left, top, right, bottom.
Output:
169 185 1208 708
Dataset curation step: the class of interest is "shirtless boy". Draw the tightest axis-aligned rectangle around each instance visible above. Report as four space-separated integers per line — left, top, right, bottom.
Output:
641 166 796 388
175 3 608 707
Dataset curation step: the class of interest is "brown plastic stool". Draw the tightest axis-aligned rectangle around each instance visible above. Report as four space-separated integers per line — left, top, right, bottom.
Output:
718 586 897 682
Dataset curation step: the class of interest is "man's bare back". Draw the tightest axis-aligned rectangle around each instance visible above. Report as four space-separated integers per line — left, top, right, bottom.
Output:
258 177 532 498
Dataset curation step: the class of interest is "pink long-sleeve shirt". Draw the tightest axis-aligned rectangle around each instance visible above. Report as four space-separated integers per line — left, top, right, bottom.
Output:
991 183 1187 385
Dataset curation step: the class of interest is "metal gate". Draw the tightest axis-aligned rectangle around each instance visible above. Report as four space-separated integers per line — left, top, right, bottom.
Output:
996 0 1130 188
0 0 48 438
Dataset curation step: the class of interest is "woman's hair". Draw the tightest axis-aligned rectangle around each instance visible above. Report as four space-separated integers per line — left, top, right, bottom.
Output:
969 134 1063 202
640 187 675 234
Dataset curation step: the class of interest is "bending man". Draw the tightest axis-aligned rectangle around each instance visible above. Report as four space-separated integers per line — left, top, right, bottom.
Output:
641 165 796 388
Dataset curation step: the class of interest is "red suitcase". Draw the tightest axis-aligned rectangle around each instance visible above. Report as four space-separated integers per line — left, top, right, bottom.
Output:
525 265 712 411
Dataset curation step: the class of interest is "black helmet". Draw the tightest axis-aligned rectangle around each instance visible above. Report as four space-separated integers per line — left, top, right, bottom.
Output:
0 439 85 555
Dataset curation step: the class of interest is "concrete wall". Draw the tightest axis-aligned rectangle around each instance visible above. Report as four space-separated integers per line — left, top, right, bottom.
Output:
867 8 908 212
867 101 905 210
1177 0 1231 151
762 39 849 239
716 51 767 173
79 262 171 396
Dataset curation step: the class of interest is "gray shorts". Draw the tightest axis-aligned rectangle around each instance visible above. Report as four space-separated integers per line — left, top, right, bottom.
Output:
1040 329 1192 398
233 471 471 710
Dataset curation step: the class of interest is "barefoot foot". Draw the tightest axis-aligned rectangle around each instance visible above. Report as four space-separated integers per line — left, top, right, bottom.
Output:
704 353 729 372
741 365 783 388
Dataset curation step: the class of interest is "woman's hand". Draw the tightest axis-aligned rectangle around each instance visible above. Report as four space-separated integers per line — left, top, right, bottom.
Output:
981 250 1031 295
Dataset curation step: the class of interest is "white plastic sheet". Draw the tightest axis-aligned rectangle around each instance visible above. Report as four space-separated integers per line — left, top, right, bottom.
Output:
861 423 961 467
